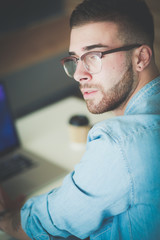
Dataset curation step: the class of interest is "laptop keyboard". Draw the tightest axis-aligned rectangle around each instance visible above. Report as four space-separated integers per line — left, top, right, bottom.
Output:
0 154 34 182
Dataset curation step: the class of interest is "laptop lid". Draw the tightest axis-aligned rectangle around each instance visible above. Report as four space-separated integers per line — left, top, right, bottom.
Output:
0 82 20 157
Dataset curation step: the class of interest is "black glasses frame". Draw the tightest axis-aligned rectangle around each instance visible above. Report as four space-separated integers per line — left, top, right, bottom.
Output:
61 43 142 77
61 44 142 65
99 43 142 58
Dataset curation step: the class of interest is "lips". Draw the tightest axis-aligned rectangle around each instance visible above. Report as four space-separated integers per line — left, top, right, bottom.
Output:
81 88 98 98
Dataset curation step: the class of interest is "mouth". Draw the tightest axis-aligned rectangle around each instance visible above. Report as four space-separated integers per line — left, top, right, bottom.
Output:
81 88 98 98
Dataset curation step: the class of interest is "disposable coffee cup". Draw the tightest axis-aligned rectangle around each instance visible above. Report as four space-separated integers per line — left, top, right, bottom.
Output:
68 115 90 144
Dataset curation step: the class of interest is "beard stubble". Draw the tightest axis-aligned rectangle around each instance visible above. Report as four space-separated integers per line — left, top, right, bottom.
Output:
80 64 137 114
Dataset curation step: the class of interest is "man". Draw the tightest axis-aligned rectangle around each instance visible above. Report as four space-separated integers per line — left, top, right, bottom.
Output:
0 0 160 239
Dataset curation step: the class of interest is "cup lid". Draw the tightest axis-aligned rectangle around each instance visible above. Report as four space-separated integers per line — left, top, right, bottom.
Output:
69 115 89 126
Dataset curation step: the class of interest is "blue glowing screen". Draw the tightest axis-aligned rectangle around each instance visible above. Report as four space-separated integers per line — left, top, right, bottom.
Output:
0 84 18 153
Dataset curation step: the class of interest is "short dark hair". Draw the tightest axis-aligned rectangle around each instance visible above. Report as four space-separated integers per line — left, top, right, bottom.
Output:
70 0 154 49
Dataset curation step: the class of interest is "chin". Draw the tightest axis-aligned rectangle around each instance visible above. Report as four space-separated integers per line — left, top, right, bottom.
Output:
86 102 108 114
86 97 122 114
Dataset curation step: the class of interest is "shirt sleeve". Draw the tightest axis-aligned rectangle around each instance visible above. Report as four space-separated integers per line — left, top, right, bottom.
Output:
21 123 132 239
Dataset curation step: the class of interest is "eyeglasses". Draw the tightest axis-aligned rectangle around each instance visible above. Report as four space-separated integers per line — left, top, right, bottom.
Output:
61 44 142 78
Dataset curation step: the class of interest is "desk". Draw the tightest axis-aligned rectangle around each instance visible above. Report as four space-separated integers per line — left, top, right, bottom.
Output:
0 97 114 240
16 96 114 194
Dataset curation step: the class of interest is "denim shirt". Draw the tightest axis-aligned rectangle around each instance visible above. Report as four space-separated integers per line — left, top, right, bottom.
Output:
21 76 160 240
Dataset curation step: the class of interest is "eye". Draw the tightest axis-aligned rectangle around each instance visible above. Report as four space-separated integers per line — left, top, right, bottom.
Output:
90 54 99 59
86 54 99 63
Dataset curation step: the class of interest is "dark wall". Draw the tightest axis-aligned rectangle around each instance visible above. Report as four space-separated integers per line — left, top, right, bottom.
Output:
0 0 64 34
0 0 79 119
1 52 78 119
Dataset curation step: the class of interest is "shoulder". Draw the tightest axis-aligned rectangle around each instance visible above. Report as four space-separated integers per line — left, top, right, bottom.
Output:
88 114 160 145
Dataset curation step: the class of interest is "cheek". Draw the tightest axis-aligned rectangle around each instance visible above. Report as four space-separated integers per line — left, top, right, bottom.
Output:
100 55 128 83
109 53 127 71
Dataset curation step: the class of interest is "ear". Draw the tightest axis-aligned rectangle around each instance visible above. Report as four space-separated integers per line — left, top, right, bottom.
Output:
134 45 152 72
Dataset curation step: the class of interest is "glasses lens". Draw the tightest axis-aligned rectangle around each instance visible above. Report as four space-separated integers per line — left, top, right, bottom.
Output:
63 59 77 78
84 53 101 74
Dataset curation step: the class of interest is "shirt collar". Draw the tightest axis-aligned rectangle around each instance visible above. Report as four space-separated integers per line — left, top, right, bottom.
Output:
125 75 160 115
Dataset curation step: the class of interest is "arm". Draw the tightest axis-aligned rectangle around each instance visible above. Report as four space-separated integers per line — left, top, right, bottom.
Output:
0 186 31 240
20 125 131 239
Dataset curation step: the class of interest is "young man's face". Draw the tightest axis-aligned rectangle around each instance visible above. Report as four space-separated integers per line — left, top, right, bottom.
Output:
69 22 137 114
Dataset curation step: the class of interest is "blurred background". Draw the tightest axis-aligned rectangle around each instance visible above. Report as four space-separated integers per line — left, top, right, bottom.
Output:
0 0 159 119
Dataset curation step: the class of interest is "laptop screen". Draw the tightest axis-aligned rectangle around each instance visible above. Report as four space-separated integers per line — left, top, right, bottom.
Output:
0 83 19 156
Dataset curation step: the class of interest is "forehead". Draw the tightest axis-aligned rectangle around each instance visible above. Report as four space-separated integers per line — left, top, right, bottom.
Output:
69 22 122 53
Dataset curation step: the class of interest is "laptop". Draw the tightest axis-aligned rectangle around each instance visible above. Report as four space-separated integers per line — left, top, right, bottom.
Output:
0 81 68 200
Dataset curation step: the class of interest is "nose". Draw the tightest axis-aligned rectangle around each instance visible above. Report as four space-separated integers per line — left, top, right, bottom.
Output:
73 60 92 83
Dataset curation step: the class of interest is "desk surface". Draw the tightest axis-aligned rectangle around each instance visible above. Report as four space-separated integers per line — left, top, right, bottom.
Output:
16 96 113 172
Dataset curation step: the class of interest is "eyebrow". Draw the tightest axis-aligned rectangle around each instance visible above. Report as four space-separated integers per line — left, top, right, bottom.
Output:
69 44 109 56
